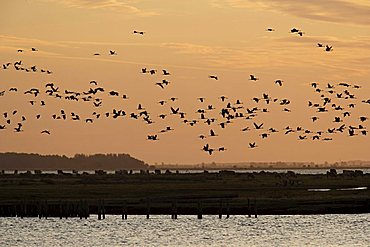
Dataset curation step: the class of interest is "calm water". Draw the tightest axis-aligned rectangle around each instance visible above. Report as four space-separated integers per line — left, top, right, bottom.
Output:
1 214 369 246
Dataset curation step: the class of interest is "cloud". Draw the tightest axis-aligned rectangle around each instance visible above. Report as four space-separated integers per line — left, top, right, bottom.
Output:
275 35 370 50
0 35 70 48
211 0 370 26
41 0 158 16
2 34 369 77
161 39 370 77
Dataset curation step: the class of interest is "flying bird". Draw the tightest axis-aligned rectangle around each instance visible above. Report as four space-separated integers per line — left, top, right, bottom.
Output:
162 70 170 75
41 130 51 135
249 75 258 81
248 142 257 148
133 30 145 35
325 45 333 52
275 79 283 86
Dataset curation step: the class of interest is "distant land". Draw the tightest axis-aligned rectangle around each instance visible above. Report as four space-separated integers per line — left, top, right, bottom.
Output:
155 161 370 170
0 153 149 171
1 153 370 171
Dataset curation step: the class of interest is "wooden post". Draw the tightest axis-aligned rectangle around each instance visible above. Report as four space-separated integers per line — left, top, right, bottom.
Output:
122 201 127 220
13 204 17 218
197 201 202 219
98 200 102 220
23 200 27 218
218 200 222 219
59 200 63 219
38 201 42 219
226 202 230 219
79 200 83 219
254 198 257 218
85 200 89 219
44 200 48 219
146 200 150 219
65 202 69 219
248 198 251 218
20 201 24 219
171 201 177 219
102 199 106 220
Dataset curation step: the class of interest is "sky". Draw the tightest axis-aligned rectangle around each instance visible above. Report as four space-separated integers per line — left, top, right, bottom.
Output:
0 0 369 165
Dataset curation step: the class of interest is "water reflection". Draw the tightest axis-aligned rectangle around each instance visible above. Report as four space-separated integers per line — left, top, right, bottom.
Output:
0 214 369 246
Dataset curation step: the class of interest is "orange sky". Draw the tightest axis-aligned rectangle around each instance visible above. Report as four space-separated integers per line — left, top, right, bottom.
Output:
0 0 369 165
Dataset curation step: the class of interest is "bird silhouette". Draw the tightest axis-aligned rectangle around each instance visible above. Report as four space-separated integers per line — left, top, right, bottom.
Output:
41 130 51 135
325 45 333 52
275 79 283 86
155 82 164 89
133 30 145 35
249 75 258 81
248 142 257 148
162 70 170 75
209 129 217 137
147 135 159 140
290 28 300 33
170 107 180 114
253 122 263 129
14 123 23 132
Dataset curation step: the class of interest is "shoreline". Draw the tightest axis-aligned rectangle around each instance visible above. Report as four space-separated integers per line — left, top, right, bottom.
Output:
0 170 369 216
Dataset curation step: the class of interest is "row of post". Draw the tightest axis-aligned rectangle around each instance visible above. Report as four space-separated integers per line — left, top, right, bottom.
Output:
0 199 258 219
0 200 90 218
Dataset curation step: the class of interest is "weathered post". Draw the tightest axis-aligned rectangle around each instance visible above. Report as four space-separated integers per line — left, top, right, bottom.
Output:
85 200 89 219
20 200 24 219
254 198 258 218
38 201 42 219
248 198 251 218
122 201 128 220
13 204 17 218
65 202 69 219
23 200 27 218
146 199 150 219
98 200 102 220
44 200 48 219
102 199 106 220
59 200 63 219
79 200 83 219
226 202 230 219
171 201 178 219
218 200 223 219
197 201 202 219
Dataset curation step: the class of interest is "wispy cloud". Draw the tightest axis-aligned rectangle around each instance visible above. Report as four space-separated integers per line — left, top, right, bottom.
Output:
0 35 70 48
161 38 370 77
41 0 158 16
2 34 369 76
211 0 370 26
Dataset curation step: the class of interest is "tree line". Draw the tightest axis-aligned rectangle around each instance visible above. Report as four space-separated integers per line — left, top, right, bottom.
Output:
0 152 149 170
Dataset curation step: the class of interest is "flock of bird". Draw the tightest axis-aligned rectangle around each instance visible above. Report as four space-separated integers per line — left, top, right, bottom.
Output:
1 28 369 155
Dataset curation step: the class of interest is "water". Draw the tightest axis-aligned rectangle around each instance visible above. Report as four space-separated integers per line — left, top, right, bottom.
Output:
1 214 369 246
